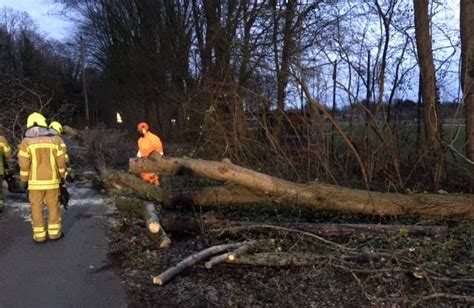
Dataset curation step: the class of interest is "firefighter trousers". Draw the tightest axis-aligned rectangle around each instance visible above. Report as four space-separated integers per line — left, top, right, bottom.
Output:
29 189 62 242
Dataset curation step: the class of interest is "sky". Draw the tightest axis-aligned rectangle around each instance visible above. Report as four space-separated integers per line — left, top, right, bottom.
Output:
0 0 462 104
0 0 74 41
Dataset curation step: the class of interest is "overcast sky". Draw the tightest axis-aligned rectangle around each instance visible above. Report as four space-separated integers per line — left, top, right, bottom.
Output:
0 0 74 41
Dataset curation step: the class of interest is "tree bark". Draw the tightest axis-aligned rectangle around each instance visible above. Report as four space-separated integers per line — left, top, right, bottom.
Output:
129 153 474 220
461 0 474 191
413 0 445 190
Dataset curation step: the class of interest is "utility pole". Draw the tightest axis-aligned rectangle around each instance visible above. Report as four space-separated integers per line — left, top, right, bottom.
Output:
80 36 90 128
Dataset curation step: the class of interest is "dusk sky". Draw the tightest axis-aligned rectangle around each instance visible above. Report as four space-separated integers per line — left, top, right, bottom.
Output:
0 0 74 41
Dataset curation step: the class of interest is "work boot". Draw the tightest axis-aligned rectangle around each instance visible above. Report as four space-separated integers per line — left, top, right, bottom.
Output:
33 239 47 244
49 232 65 241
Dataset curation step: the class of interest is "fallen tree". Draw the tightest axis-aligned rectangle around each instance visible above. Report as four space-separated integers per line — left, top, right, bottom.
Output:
106 171 272 207
129 153 474 220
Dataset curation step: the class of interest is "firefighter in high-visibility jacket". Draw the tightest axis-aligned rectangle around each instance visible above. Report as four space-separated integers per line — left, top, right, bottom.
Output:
0 134 12 213
137 122 163 185
49 121 72 180
18 113 67 243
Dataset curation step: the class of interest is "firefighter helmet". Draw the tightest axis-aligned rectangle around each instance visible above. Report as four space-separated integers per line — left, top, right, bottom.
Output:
27 112 48 128
49 121 63 134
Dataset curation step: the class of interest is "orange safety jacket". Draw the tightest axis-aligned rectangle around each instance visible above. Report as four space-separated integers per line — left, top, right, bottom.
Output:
18 135 66 190
138 131 163 157
138 131 163 185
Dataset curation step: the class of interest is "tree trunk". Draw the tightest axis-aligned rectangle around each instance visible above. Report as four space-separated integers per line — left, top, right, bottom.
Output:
461 0 474 191
413 0 445 190
108 171 273 206
129 153 473 220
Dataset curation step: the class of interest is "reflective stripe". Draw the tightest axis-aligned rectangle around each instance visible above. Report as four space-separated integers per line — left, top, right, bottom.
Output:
57 150 64 157
28 179 60 185
28 183 60 190
48 223 61 229
33 225 47 240
31 148 37 182
20 171 29 176
58 168 65 173
48 230 60 236
28 144 59 150
60 143 67 148
33 232 47 240
50 150 56 182
19 150 30 158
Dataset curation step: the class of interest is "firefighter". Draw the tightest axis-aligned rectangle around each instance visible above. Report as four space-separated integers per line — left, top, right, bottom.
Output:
137 122 163 185
49 121 72 181
18 112 66 243
0 134 12 213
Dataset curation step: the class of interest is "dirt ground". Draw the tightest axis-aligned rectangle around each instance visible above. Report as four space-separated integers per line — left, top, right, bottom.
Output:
106 199 473 307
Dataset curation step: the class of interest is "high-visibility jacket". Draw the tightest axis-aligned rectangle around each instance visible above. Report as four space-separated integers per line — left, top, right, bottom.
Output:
0 135 12 176
137 131 163 157
18 135 66 190
49 129 70 164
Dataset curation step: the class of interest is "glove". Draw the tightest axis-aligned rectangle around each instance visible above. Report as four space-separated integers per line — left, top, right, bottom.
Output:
66 169 74 183
4 172 13 182
4 173 16 193
60 185 70 210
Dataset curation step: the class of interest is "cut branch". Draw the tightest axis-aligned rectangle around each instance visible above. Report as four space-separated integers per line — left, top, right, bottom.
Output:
205 241 256 269
225 252 327 267
152 242 248 285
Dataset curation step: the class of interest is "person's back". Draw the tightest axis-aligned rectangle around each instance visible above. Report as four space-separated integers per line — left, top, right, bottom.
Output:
18 113 66 243
19 134 65 190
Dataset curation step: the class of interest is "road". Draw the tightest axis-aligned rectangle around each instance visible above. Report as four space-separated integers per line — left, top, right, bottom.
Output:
0 181 127 308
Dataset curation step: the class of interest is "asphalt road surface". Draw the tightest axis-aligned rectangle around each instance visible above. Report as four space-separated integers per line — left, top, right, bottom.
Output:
0 181 127 308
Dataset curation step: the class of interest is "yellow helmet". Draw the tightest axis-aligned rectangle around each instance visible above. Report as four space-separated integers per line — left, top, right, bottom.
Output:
49 121 63 134
26 112 47 128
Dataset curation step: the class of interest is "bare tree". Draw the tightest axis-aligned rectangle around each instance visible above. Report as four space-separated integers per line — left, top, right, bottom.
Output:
460 0 474 190
413 0 445 190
